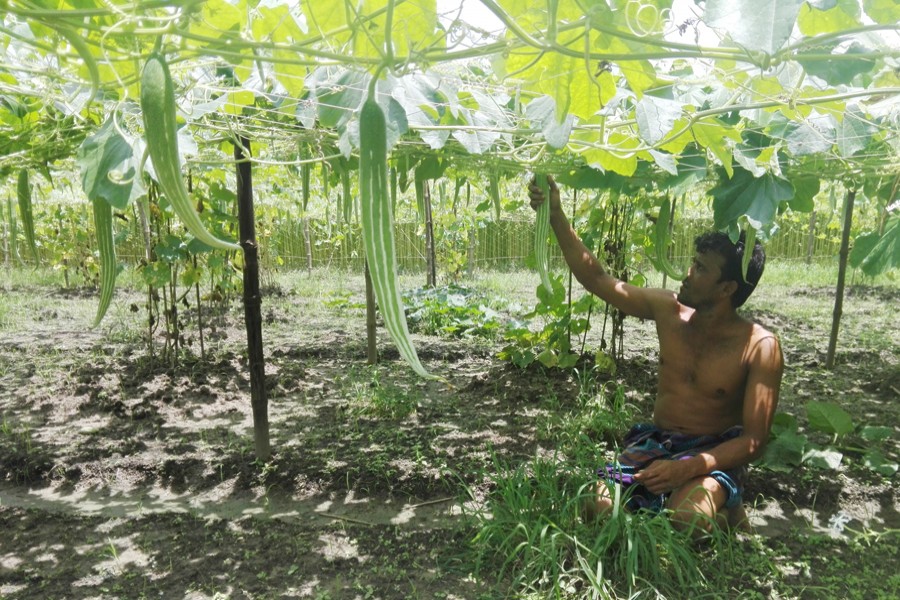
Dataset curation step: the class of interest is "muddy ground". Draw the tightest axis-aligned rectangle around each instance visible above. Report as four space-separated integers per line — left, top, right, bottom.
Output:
0 269 898 599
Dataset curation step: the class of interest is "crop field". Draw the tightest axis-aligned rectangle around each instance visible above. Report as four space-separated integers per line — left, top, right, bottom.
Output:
1 263 897 599
2 0 900 598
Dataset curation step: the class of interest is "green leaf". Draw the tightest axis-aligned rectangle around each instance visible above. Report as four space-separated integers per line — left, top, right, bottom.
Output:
155 235 189 263
803 446 843 470
788 176 820 212
857 216 900 277
797 0 861 35
848 231 880 268
536 347 558 368
525 95 575 149
863 0 900 24
796 42 876 86
141 260 172 288
760 430 806 472
863 450 898 476
806 400 855 436
711 168 794 230
635 95 683 145
314 68 368 129
837 104 877 158
860 426 894 442
704 0 805 55
76 117 138 210
784 120 834 156
771 412 799 436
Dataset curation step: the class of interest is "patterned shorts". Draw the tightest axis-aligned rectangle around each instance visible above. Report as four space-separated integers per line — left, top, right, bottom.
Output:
600 423 747 513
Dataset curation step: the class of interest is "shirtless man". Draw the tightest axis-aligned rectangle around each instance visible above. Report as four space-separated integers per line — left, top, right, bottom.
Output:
529 177 783 534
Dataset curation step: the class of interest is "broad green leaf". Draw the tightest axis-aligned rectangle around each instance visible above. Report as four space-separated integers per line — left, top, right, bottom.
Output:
759 429 806 471
76 117 138 211
181 263 202 288
635 95 683 145
592 34 658 98
693 119 741 176
191 1 246 41
141 260 173 288
803 446 843 470
536 347 558 368
252 3 306 43
579 132 639 177
797 42 877 86
301 0 350 49
788 176 820 212
223 90 256 116
704 0 805 55
501 47 596 122
858 216 900 276
797 0 861 35
356 0 440 59
807 400 855 436
155 235 189 263
863 0 900 24
863 450 898 476
860 426 894 442
783 119 835 156
771 412 799 436
525 95 575 149
315 68 368 129
711 168 794 230
837 104 876 158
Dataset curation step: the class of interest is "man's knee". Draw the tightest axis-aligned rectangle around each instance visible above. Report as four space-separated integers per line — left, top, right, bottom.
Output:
666 477 726 533
582 481 614 521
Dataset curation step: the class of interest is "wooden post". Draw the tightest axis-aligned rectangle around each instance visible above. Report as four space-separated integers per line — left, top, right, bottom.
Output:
364 260 378 364
234 136 271 461
826 188 855 370
424 180 436 288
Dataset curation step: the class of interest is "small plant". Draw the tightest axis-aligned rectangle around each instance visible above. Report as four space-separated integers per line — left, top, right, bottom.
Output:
499 280 602 369
348 367 418 420
1 418 55 484
760 402 897 476
403 284 512 340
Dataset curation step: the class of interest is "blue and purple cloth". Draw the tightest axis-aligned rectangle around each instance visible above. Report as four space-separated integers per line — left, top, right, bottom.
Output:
601 423 746 513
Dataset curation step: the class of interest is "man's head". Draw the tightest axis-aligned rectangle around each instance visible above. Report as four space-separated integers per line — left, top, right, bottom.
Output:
692 231 765 308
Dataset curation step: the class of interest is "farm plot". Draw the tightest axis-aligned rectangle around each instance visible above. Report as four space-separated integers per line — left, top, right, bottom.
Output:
1 266 898 599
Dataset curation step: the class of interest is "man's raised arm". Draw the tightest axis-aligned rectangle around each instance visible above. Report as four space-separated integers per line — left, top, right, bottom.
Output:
528 176 672 321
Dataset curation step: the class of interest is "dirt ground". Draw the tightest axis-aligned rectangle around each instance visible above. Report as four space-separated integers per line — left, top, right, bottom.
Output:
1 271 898 599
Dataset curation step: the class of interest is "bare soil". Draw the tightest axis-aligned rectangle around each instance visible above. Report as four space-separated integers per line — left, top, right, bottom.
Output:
1 274 898 599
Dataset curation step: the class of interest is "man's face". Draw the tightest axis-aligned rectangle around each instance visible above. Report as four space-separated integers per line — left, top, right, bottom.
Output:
677 251 730 309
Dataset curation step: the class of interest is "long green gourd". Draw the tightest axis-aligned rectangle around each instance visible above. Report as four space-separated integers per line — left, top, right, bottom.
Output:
741 225 757 283
16 169 39 261
654 196 685 280
358 94 431 378
140 53 240 252
533 173 553 292
91 198 117 327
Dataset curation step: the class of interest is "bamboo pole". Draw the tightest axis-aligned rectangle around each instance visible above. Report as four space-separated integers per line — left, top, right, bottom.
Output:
826 187 855 370
234 136 271 461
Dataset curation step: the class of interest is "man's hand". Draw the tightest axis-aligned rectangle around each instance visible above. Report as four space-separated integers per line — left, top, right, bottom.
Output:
528 175 562 213
633 459 697 495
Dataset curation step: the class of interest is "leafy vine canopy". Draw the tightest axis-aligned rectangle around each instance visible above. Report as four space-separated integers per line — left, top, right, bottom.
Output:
1 0 899 241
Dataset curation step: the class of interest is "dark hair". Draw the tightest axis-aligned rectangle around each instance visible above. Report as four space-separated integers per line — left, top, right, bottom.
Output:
694 231 765 308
